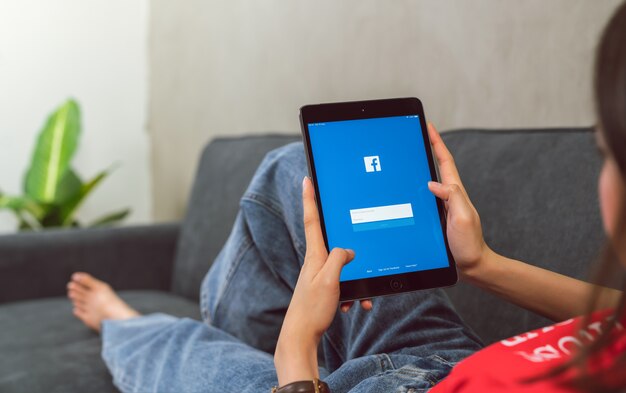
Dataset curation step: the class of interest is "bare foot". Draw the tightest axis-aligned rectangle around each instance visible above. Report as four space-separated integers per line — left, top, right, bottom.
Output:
67 272 139 332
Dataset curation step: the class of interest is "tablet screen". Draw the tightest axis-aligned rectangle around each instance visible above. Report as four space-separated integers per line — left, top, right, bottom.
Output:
308 115 450 282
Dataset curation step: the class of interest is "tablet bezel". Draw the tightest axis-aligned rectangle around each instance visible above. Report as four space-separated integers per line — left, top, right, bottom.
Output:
300 97 458 301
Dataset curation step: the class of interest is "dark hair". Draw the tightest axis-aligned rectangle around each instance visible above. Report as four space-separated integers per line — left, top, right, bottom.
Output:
538 2 626 392
598 3 626 177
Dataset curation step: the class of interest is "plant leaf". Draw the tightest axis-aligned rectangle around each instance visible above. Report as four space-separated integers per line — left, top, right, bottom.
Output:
88 209 130 228
18 217 38 231
54 169 82 204
0 192 46 220
0 193 26 211
24 99 81 203
59 169 109 226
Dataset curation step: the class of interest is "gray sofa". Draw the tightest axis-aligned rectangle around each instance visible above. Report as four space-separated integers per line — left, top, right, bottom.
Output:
0 128 604 393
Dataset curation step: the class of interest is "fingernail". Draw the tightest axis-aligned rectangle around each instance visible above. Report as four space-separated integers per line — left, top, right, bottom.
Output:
346 249 355 258
428 181 441 189
72 273 82 280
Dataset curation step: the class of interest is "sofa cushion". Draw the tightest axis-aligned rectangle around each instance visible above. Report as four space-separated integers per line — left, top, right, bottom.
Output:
443 128 605 344
172 134 301 300
0 291 200 393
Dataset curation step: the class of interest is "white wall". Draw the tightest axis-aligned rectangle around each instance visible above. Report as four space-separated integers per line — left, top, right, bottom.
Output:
0 1 151 232
149 0 623 221
3 2 619 228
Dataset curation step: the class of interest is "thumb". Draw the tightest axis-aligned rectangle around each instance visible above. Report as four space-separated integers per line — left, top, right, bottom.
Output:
320 248 355 283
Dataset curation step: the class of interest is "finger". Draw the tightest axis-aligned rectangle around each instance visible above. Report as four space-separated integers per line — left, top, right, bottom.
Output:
302 177 327 259
428 182 473 216
341 299 372 312
360 299 373 311
320 248 355 283
428 181 451 201
427 123 467 196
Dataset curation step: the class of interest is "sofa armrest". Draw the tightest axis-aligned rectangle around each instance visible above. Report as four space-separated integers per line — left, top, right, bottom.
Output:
0 223 180 304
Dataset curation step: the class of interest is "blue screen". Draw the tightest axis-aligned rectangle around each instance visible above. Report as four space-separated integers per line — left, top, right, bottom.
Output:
308 115 450 282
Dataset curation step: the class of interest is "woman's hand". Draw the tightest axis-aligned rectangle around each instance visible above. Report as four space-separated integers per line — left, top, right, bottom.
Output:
426 123 492 278
274 177 357 386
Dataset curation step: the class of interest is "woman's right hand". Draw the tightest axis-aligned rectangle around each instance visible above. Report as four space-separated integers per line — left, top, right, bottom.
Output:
426 123 492 278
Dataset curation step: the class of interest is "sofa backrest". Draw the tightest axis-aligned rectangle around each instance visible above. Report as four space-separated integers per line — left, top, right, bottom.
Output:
173 128 605 344
172 134 301 300
442 128 605 343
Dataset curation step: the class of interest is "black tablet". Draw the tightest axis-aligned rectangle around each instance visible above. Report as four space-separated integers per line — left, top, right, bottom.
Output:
300 97 457 301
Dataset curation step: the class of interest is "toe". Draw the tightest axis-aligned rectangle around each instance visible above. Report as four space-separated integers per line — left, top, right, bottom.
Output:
68 288 87 303
70 299 86 309
67 281 88 294
73 307 100 332
72 272 102 289
73 307 90 323
72 305 91 320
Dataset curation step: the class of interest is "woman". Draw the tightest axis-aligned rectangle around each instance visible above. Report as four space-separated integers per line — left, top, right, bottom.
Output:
67 3 626 392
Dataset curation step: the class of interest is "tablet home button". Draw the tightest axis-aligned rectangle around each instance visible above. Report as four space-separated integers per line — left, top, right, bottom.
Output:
390 279 404 291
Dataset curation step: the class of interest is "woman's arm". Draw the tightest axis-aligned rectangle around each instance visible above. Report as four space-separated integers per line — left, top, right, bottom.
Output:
274 333 319 386
427 123 621 322
274 177 355 386
464 248 621 322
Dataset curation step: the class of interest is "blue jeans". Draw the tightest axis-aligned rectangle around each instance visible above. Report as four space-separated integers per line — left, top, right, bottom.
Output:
101 143 483 393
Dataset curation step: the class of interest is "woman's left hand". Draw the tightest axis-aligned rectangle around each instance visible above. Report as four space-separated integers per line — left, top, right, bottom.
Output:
274 177 357 386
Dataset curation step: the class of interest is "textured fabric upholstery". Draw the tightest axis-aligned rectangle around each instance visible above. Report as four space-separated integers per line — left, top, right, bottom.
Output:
171 128 604 343
442 128 605 343
0 291 199 393
0 128 606 392
172 134 301 300
0 224 180 304
172 129 604 343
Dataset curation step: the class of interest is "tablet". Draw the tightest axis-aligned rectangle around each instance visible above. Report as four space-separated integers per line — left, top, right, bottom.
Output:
300 97 457 301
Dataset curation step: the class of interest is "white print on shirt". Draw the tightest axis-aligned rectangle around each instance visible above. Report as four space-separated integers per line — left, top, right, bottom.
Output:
503 316 624 363
500 319 575 347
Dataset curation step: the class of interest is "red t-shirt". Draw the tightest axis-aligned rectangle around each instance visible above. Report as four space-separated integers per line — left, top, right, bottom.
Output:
432 310 626 392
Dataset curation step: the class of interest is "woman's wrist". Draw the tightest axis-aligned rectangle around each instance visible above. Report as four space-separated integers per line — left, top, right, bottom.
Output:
274 333 319 387
272 379 330 393
459 243 498 285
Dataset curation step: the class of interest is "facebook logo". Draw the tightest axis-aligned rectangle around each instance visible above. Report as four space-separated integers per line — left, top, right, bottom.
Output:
363 156 382 172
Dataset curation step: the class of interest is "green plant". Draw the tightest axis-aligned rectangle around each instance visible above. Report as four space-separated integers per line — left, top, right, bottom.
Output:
0 99 130 230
